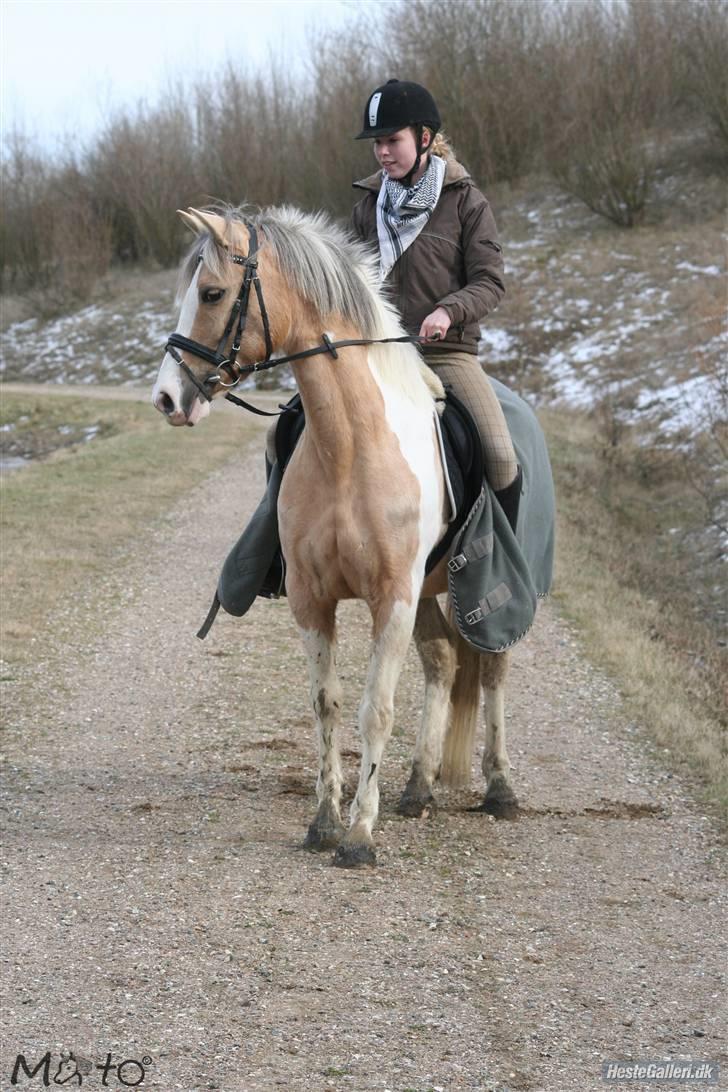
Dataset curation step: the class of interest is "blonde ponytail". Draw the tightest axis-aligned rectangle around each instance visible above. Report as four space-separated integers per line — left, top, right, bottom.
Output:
429 130 457 163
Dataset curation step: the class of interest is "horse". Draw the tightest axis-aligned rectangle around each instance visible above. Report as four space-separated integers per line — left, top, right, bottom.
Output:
152 205 516 868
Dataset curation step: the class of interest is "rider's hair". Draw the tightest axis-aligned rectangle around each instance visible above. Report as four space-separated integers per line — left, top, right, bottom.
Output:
428 129 457 162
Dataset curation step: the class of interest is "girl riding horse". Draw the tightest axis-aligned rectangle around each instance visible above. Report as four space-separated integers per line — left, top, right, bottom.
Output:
351 79 522 527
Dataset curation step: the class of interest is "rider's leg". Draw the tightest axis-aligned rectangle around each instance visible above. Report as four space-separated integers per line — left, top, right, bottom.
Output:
426 351 521 529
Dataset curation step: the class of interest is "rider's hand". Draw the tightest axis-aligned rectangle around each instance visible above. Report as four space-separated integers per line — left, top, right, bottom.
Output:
419 307 452 341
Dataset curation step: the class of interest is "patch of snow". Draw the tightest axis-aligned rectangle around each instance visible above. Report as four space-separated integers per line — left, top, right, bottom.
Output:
479 326 518 360
570 333 613 365
505 238 545 251
675 261 722 277
544 350 595 408
638 373 722 434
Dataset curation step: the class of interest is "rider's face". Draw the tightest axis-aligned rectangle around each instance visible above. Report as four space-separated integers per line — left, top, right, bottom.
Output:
373 128 421 180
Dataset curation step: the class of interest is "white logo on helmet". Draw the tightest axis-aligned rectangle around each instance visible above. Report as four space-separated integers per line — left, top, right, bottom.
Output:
368 92 383 127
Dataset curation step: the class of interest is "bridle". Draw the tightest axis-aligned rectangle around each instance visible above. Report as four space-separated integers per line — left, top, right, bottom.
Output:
165 221 277 411
164 217 435 417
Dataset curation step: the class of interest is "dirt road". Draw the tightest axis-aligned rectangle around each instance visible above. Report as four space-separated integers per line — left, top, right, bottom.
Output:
1 422 726 1092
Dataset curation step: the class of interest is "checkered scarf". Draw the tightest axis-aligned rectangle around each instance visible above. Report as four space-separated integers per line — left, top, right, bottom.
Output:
376 154 446 281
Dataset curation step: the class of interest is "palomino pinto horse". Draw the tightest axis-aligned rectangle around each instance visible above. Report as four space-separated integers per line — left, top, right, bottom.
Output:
153 206 515 867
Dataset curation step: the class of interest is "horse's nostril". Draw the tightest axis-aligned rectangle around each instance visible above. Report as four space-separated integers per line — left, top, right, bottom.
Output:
160 392 175 416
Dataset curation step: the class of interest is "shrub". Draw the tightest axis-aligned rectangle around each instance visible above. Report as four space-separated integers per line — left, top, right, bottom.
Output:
680 0 728 153
87 90 203 267
546 0 675 226
1 0 724 291
377 0 551 185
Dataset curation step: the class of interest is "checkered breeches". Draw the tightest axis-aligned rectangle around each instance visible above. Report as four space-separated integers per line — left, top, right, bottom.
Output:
427 352 518 491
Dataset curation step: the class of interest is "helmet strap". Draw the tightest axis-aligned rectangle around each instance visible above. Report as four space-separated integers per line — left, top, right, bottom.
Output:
401 124 426 189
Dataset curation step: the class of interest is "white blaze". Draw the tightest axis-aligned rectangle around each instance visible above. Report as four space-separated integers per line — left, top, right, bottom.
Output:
152 265 210 422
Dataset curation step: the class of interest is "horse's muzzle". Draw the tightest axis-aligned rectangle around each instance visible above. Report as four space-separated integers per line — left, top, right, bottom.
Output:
152 358 211 426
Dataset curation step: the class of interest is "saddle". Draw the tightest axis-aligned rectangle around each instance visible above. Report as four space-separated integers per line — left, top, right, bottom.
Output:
200 380 555 652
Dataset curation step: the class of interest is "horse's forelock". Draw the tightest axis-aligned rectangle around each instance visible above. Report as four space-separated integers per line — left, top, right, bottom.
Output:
176 233 227 303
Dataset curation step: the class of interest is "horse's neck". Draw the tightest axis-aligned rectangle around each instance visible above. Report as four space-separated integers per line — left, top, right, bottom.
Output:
291 341 378 472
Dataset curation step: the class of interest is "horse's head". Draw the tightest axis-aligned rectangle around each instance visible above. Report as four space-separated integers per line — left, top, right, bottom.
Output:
153 208 277 426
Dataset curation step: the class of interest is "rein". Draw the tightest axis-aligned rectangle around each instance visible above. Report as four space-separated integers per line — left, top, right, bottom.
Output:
164 220 434 418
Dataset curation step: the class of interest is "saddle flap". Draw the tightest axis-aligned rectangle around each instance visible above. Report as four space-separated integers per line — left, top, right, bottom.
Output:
424 388 484 574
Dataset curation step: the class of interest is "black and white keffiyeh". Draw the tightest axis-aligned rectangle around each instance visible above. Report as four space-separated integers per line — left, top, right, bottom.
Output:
376 154 446 281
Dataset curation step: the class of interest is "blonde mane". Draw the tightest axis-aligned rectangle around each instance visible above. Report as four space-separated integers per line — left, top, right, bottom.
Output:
181 203 438 409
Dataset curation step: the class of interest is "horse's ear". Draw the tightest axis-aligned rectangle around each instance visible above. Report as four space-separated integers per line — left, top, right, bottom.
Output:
178 209 204 236
181 207 227 247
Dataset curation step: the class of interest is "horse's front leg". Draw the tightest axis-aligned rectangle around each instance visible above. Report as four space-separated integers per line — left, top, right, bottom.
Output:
298 607 346 851
481 651 518 817
335 600 418 868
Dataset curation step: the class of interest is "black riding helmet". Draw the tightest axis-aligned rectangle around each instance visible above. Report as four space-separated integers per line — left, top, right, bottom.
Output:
356 80 442 188
355 79 441 140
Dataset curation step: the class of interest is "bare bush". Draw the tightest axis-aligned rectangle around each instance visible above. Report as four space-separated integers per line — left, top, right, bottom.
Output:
88 89 203 266
1 0 723 296
377 0 551 185
195 67 297 208
47 166 113 307
0 132 112 309
0 130 54 290
680 0 728 152
546 0 677 226
302 31 379 214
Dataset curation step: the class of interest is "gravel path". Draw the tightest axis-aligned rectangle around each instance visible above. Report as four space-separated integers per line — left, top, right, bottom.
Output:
1 423 726 1092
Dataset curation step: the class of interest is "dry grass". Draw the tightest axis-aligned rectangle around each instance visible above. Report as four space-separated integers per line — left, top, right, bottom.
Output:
542 405 727 818
0 391 255 665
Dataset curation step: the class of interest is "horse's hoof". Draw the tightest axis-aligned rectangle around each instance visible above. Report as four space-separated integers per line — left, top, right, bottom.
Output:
304 814 345 851
482 782 519 820
333 841 377 869
397 790 436 818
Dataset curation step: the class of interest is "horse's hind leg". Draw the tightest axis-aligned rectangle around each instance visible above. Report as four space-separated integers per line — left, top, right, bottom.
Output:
335 600 417 868
481 651 518 817
298 607 346 851
398 598 457 818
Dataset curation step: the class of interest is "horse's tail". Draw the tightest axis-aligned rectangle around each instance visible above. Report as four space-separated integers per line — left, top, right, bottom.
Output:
441 600 482 787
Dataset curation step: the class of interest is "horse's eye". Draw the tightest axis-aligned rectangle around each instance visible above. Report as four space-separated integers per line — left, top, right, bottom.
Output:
202 287 225 304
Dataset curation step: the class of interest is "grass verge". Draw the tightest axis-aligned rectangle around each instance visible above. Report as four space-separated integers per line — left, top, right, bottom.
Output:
542 405 727 820
0 389 256 664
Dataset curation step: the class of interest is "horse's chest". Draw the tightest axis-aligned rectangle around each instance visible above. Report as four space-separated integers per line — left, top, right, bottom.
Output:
280 485 421 599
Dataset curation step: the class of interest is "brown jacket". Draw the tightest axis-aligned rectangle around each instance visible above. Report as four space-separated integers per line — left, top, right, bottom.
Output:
350 158 505 356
